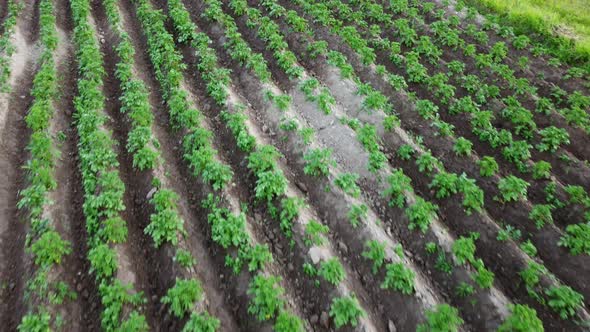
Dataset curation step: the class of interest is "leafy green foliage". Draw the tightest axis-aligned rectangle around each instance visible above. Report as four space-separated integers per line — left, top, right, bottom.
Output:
207 205 247 250
304 220 329 247
478 156 499 177
453 137 473 156
415 99 439 120
512 35 530 50
274 311 304 332
30 231 71 267
348 203 368 228
89 244 117 280
18 312 51 332
383 114 401 131
362 240 386 274
497 225 522 241
146 189 185 247
255 170 288 202
279 197 305 238
430 172 459 199
563 185 590 206
318 258 346 285
498 304 543 332
434 248 453 275
520 240 538 257
452 236 476 266
381 263 415 295
520 261 546 302
528 205 554 229
497 176 529 203
455 282 475 298
433 120 455 137
545 286 584 319
161 278 203 318
72 0 153 327
532 161 551 180
417 304 463 332
558 223 590 255
416 152 440 174
502 140 531 172
0 0 24 92
174 249 196 268
304 148 334 177
356 124 387 172
397 144 415 161
471 259 495 289
329 296 365 328
221 110 256 152
544 182 565 208
335 173 361 198
537 127 570 153
406 197 438 233
244 244 273 272
458 175 485 215
182 312 220 332
248 275 285 321
384 169 412 208
99 281 146 331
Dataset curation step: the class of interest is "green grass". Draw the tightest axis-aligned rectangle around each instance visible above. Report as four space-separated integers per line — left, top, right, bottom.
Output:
462 0 590 66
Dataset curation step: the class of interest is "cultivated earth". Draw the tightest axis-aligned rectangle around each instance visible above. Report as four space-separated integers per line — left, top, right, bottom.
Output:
0 0 589 331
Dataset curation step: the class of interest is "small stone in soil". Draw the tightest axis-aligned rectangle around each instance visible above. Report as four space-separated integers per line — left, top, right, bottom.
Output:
320 311 330 328
146 187 157 200
296 181 308 193
310 314 319 324
338 241 348 254
388 320 396 332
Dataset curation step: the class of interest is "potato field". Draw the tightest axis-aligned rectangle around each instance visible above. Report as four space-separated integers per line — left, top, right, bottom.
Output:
0 0 589 330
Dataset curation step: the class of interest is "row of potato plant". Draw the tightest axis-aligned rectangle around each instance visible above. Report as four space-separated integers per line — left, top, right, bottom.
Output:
373 0 590 253
214 2 459 330
373 0 590 163
368 0 590 202
132 0 303 329
368 0 590 238
318 0 590 257
248 0 514 328
397 0 588 92
449 0 590 81
17 0 76 329
270 0 590 326
70 0 148 329
169 0 370 327
291 0 589 321
326 0 588 282
241 4 475 328
330 0 583 177
430 0 590 121
225 0 416 327
101 0 220 329
251 0 472 291
0 0 23 92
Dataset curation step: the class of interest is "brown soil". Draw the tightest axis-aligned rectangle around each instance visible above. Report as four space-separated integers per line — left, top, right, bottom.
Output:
1 0 589 329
